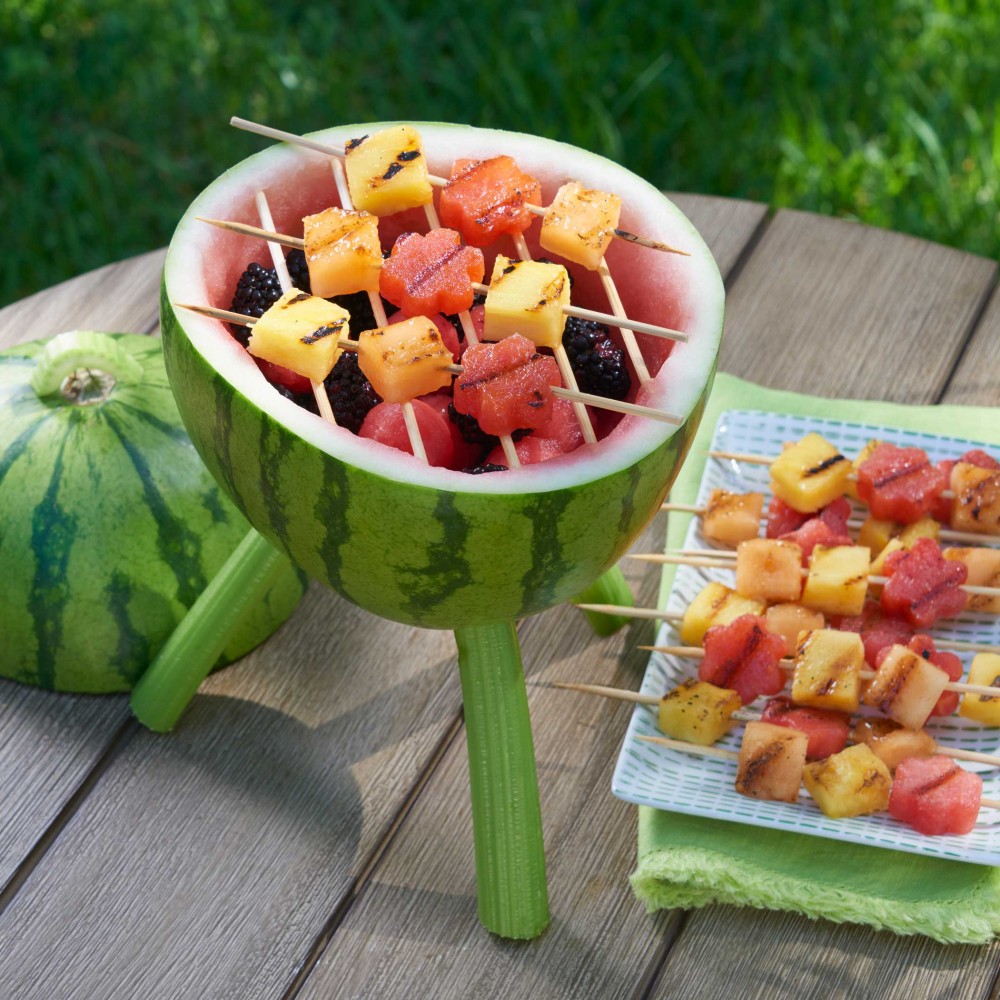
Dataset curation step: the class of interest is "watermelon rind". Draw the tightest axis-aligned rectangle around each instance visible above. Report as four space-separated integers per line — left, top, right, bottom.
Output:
0 332 306 693
162 123 724 629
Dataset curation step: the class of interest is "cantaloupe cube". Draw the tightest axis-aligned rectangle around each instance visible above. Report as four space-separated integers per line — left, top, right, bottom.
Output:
679 581 766 646
344 125 433 216
791 629 863 712
735 539 803 602
959 652 1000 725
769 433 851 513
356 317 453 403
803 744 891 818
247 290 348 382
736 721 807 803
944 547 1000 613
764 602 825 655
302 207 382 297
852 717 937 770
482 256 570 350
702 489 764 545
801 544 870 616
539 181 622 271
658 680 741 746
862 643 950 729
950 462 1000 535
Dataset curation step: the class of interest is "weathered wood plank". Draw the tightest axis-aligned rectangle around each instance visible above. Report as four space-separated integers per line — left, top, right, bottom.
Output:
944 281 1000 407
719 210 996 401
667 194 769 284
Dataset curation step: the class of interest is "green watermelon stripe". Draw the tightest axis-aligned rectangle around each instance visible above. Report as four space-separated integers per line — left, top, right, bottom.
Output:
315 450 353 596
518 489 576 611
104 568 152 684
257 416 292 557
0 412 48 489
114 399 200 444
101 408 210 607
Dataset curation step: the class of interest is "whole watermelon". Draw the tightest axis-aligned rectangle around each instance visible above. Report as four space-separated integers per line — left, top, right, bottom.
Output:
0 330 306 693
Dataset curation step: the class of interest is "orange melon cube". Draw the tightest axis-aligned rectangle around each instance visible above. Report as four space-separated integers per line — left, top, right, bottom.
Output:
302 207 382 297
944 547 1000 613
763 602 825 655
736 721 807 803
862 643 950 729
950 462 1000 535
539 181 622 271
356 317 453 404
702 490 764 545
735 538 803 602
852 717 937 770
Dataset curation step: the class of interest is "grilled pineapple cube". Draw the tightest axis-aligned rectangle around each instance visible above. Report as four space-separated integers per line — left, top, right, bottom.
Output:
302 207 382 297
897 517 941 546
801 544 870 616
735 539 803 602
803 744 891 818
658 680 741 746
539 181 622 271
679 581 766 646
702 489 764 545
769 433 851 513
950 462 1000 535
862 643 950 729
858 516 894 556
764 602 825 655
344 125 433 216
482 255 570 350
852 717 936 770
791 629 863 712
959 652 1000 725
944 547 1000 613
736 721 807 803
247 290 348 382
356 317 453 403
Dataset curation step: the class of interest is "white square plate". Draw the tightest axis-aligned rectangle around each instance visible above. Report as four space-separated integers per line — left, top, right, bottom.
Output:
612 410 1000 864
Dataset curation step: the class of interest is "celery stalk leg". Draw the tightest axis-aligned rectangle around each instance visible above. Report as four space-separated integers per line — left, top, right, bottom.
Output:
573 565 634 636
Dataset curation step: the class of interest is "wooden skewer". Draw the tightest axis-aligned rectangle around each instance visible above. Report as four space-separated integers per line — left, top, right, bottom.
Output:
177 304 684 427
252 191 336 424
555 681 1000 766
629 551 1000 600
229 116 690 257
596 258 651 385
659 502 995 548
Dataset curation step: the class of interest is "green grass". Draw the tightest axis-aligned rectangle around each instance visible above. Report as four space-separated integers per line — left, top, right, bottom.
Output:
3 0 999 309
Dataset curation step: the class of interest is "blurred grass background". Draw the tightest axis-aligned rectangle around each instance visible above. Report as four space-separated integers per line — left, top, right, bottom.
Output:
2 0 999 308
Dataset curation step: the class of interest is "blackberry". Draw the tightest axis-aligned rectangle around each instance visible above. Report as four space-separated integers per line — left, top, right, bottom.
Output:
324 353 381 433
275 381 318 415
448 403 496 447
286 248 311 292
331 290 378 332
561 316 631 400
464 463 507 475
229 262 282 345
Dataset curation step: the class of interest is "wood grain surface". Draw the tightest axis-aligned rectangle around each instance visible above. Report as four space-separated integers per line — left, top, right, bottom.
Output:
0 200 997 1000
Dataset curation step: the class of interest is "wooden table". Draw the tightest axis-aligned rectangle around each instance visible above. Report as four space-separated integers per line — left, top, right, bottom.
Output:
1 197 998 999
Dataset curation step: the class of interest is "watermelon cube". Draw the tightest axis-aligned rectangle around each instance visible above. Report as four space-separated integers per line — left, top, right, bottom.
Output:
698 614 787 705
356 317 453 404
803 744 891 819
736 721 807 803
359 398 454 468
880 537 967 628
760 696 850 760
769 433 851 513
344 125 433 216
302 207 382 298
852 717 937 770
539 181 622 271
658 680 741 746
766 496 809 538
483 256 570 351
856 442 948 524
702 489 764 545
889 756 982 836
959 652 1000 725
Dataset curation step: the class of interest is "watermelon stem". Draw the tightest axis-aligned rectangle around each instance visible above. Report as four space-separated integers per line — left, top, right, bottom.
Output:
30 330 144 402
130 530 291 732
573 566 635 636
454 622 549 939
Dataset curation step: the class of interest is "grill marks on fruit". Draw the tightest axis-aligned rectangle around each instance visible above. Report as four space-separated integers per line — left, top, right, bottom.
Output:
519 491 574 608
104 410 208 607
300 321 345 346
806 454 847 477
913 763 962 796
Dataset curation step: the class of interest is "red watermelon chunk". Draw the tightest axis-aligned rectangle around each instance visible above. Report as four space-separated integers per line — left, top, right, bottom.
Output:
418 391 485 470
889 756 982 836
766 496 808 538
880 537 968 628
438 156 542 248
484 435 565 468
359 398 454 467
698 614 787 705
834 601 914 667
769 496 852 560
254 357 313 396
760 696 850 760
453 334 559 437
380 229 485 317
856 442 948 523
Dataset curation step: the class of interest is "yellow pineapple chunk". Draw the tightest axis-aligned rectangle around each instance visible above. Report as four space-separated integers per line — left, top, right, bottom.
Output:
702 489 764 545
897 517 941 546
862 643 949 729
858 516 895 556
344 125 432 216
736 721 807 803
791 629 863 712
861 516 940 560
247 290 348 383
803 744 891 818
679 581 766 646
356 317 452 404
769 433 851 513
846 438 880 500
538 181 622 271
302 207 382 297
852 717 936 770
959 652 1000 725
950 462 1000 534
482 255 570 350
801 544 870 616
658 680 741 746
735 538 803 603
764 602 825 655
944 547 1000 613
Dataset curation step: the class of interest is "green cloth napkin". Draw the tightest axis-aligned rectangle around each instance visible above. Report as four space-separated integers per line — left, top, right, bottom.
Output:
632 372 1000 944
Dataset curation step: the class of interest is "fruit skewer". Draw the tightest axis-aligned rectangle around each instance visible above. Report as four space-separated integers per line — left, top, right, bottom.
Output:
175 303 685 428
230 116 689 257
554 680 1000 767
